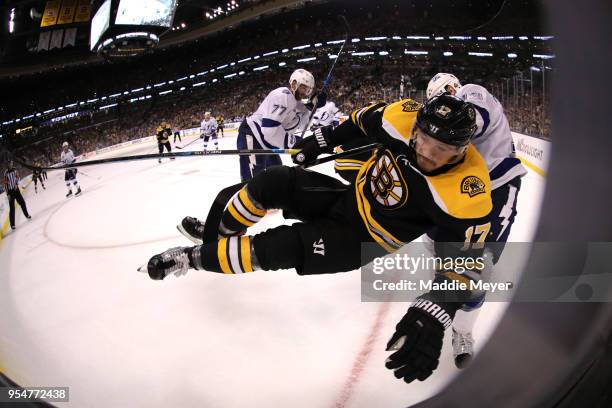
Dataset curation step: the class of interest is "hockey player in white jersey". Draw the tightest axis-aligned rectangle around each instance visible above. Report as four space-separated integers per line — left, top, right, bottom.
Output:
311 101 341 130
426 73 527 368
237 68 326 181
200 112 218 151
60 141 82 197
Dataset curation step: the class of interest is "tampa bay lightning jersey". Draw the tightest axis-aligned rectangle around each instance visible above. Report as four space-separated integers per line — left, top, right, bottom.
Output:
456 84 527 189
60 149 75 166
200 117 218 137
312 101 341 128
246 87 310 149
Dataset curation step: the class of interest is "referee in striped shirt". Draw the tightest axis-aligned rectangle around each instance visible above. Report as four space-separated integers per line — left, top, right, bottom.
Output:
3 160 31 230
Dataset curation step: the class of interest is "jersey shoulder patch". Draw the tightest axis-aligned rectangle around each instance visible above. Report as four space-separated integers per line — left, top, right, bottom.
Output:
380 99 421 142
458 84 488 104
423 145 492 219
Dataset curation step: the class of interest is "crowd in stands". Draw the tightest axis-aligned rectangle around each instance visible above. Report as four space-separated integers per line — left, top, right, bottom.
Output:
1 0 548 121
0 0 551 182
5 61 550 182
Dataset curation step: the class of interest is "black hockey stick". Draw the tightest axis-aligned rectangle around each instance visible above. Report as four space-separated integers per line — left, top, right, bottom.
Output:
7 148 303 172
306 142 379 167
299 15 351 138
76 169 102 180
6 139 378 173
175 136 202 150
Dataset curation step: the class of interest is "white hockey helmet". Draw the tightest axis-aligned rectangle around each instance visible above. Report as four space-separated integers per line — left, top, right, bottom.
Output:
62 141 69 147
289 69 315 97
426 73 462 99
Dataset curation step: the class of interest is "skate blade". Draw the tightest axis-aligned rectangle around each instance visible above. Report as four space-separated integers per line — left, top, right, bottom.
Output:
137 265 148 273
176 224 203 245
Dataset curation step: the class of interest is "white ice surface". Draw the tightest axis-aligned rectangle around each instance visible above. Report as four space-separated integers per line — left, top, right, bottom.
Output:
0 135 545 407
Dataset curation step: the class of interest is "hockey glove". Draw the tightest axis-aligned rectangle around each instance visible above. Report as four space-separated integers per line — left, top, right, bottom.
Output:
305 92 327 110
291 126 334 165
313 91 327 109
385 297 456 384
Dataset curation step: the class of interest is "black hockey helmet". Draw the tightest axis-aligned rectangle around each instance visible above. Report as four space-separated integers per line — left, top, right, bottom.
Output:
415 94 478 147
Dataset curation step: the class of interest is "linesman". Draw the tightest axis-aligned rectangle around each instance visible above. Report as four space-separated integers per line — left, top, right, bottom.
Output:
3 160 32 230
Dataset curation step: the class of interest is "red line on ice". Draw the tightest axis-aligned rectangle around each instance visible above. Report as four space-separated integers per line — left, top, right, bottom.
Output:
333 302 390 408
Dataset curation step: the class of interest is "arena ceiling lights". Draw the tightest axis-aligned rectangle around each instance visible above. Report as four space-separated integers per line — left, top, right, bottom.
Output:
1 33 555 128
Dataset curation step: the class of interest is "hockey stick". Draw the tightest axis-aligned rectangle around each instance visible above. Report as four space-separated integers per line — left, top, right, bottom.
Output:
76 169 102 180
299 15 351 138
175 136 202 150
7 148 302 172
7 141 379 173
305 142 379 167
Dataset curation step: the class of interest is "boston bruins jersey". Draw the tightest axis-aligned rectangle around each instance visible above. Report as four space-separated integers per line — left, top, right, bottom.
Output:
331 99 493 257
156 124 172 143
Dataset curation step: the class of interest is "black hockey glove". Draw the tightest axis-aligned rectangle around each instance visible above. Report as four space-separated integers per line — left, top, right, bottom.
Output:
305 92 327 110
291 126 334 165
313 91 327 109
385 297 456 384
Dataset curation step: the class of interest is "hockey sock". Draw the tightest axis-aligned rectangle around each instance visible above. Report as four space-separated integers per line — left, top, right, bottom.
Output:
453 307 483 335
220 186 267 235
189 236 256 274
73 181 79 189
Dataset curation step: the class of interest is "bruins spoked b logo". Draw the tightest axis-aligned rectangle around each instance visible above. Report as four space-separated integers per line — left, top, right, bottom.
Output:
369 152 408 208
461 176 486 197
401 100 421 112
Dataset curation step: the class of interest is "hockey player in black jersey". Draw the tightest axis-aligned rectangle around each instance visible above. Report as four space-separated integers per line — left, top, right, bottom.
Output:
142 95 492 384
32 168 46 193
216 115 225 137
156 122 175 163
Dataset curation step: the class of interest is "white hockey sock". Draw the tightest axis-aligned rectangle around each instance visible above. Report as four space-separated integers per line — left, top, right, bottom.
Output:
453 307 482 335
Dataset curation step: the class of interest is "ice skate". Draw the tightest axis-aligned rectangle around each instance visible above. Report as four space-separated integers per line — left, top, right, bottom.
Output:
138 246 191 280
177 216 205 244
452 329 474 369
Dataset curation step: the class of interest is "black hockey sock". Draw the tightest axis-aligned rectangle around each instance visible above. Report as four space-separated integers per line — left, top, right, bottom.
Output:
188 236 256 274
219 186 267 235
